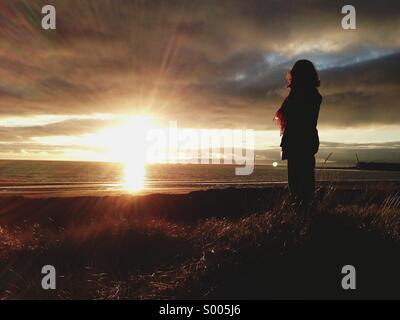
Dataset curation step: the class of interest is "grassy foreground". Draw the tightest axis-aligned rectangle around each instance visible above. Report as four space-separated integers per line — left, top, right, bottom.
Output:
0 183 399 299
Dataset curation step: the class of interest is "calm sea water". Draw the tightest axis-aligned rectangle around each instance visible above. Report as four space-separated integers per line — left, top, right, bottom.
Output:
0 160 399 196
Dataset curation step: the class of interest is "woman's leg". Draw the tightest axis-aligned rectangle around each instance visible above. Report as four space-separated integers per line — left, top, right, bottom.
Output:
287 157 302 202
288 155 315 207
300 155 316 207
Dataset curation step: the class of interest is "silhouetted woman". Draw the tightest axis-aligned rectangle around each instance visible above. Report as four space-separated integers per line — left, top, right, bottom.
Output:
275 60 322 208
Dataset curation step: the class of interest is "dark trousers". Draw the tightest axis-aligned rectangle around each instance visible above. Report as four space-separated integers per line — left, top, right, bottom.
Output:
287 155 315 206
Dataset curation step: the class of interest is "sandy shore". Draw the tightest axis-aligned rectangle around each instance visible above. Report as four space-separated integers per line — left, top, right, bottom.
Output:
0 179 399 198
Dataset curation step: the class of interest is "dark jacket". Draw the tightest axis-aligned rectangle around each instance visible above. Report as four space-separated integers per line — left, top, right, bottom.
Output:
280 87 322 159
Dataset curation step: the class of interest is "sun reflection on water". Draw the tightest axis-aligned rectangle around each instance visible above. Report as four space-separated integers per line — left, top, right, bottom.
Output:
123 161 146 193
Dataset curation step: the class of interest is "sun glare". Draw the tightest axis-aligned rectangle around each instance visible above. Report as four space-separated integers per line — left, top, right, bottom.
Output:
89 115 155 192
118 116 153 192
124 161 146 192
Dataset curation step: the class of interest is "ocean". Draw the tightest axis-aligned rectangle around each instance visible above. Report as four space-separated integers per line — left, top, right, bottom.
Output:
0 160 399 196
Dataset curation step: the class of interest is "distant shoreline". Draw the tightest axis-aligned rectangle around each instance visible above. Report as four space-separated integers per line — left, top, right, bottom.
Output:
2 158 400 171
0 158 365 168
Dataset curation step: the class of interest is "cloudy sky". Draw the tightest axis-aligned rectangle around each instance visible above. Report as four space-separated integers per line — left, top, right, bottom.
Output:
0 0 399 164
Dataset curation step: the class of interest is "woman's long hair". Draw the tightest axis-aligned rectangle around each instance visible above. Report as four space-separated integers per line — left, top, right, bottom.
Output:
287 59 320 89
275 60 320 135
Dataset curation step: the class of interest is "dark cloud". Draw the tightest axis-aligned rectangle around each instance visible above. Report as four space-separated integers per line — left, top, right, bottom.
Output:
0 0 399 158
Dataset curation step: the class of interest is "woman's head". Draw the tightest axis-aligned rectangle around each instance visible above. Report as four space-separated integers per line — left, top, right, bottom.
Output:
287 60 320 89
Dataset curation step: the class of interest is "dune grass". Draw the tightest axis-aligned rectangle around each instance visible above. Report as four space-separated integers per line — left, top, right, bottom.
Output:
0 183 399 299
